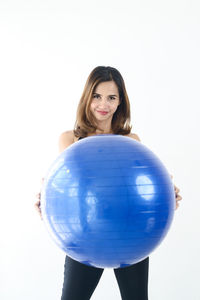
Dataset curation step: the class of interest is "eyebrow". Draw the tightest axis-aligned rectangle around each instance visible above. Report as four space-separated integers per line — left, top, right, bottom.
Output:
93 92 118 97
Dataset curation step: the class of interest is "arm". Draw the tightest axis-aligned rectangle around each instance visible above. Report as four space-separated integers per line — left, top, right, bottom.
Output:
58 130 75 153
127 133 141 142
34 130 75 220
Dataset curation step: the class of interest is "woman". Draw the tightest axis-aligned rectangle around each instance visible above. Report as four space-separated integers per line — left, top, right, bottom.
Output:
35 66 182 300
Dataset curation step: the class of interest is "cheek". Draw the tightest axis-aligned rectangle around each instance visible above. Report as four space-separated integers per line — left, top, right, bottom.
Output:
112 104 119 112
90 103 95 110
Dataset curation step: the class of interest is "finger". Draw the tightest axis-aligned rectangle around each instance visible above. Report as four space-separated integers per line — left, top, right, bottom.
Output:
34 202 40 210
174 186 180 193
175 198 182 210
174 188 181 199
35 206 41 215
176 199 180 208
173 184 179 191
35 193 41 199
175 203 179 210
38 212 43 220
39 209 43 219
34 204 43 220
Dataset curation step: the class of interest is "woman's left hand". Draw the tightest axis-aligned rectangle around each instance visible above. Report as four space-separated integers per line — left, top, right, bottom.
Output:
170 175 182 210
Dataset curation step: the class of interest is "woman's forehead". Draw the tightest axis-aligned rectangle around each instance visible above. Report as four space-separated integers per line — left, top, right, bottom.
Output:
94 81 119 94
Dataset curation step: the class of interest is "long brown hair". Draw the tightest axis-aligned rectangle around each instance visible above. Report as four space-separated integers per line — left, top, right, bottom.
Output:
73 66 132 138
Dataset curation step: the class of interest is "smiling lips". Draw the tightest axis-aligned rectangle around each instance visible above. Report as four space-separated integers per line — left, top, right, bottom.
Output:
97 110 108 115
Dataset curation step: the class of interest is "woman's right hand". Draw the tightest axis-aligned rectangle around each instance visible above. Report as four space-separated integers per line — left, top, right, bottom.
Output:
34 177 44 220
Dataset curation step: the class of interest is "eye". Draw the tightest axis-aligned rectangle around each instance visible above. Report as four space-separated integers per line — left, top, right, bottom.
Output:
93 94 100 99
109 96 116 100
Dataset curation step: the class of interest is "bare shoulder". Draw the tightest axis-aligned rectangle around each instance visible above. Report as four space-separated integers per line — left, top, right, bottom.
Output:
58 130 76 153
125 133 141 142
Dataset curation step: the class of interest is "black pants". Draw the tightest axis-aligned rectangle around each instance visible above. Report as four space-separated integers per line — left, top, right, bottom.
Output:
61 255 149 300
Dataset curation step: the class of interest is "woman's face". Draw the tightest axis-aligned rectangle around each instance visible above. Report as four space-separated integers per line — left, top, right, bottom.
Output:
90 80 121 124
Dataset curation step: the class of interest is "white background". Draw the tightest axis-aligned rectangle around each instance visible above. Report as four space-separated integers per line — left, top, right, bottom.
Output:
0 0 199 299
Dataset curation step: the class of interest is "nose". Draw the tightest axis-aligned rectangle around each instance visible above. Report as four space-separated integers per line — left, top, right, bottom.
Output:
97 98 109 108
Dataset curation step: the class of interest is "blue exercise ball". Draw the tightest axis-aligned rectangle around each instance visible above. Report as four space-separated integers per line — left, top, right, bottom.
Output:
41 134 175 268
